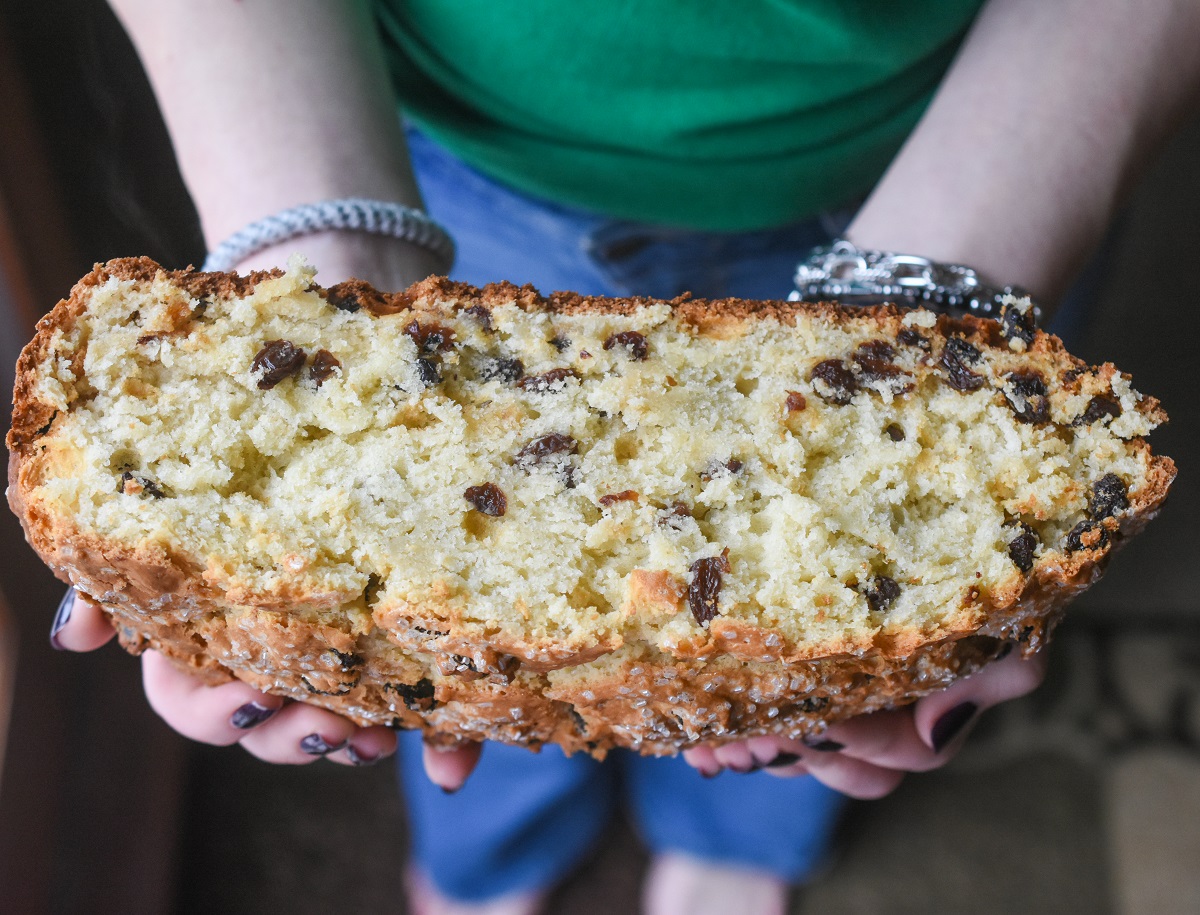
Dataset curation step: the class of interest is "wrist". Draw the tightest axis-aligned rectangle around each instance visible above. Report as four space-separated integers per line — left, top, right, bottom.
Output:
232 231 447 289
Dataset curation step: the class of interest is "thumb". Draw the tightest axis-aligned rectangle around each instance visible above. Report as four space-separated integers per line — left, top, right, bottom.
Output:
914 646 1048 753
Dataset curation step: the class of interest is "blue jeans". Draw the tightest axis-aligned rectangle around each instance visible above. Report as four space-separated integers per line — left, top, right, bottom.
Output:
396 128 845 902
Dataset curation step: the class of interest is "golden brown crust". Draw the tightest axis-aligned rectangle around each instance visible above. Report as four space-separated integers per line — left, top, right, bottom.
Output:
6 259 1177 756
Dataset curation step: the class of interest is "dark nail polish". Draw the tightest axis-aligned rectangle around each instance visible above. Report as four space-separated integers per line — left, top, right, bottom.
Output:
345 745 378 767
50 587 76 650
300 734 347 756
700 767 723 779
765 752 802 768
931 702 978 752
230 702 278 730
440 785 461 795
805 739 844 752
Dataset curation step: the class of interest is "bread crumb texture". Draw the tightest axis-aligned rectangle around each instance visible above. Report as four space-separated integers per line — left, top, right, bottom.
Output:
6 258 1175 754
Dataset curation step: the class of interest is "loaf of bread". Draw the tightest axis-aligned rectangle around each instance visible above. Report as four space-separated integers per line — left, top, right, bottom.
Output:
6 257 1174 755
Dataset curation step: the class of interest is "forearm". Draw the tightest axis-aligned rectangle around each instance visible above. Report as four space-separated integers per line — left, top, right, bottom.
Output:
108 0 437 285
846 0 1200 306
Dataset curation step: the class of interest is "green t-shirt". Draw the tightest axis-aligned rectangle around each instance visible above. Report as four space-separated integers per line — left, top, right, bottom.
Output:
374 1 982 231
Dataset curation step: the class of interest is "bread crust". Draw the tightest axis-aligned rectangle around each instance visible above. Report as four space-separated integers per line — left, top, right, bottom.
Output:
6 258 1176 756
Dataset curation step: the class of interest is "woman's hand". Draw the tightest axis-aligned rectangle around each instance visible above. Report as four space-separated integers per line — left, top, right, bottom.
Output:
682 648 1047 798
52 588 397 767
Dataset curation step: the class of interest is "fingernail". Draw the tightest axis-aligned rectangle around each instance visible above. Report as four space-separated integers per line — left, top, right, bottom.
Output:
727 762 755 774
766 752 802 768
931 702 978 752
700 766 723 779
440 784 462 795
50 587 75 650
300 733 348 756
230 702 278 730
804 739 844 752
345 745 379 767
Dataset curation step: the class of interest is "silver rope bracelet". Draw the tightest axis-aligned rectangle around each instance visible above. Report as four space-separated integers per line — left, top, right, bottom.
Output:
202 197 456 274
789 238 1042 327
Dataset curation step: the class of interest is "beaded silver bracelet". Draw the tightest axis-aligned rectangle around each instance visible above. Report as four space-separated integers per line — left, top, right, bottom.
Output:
789 238 1041 326
202 197 456 274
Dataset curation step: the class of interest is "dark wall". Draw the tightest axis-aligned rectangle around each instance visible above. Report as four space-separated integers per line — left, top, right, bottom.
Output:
2 0 203 281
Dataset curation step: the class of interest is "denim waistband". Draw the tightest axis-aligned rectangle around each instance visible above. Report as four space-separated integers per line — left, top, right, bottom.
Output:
405 127 854 300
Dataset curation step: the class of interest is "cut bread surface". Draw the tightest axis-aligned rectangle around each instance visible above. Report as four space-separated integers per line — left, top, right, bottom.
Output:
7 257 1174 754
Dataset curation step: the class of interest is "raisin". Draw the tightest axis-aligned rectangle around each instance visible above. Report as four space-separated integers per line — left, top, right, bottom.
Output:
403 319 456 355
1073 395 1122 426
326 288 361 312
481 357 525 383
939 336 985 391
599 490 639 507
384 678 438 711
1088 473 1129 520
1005 371 1050 424
329 649 364 670
852 339 915 394
999 300 1036 345
810 359 858 405
568 706 588 734
416 357 441 387
517 367 580 393
494 654 520 678
897 327 931 350
796 696 831 713
120 471 165 499
699 459 743 482
309 349 341 386
659 501 693 529
1008 523 1038 573
1066 520 1110 552
464 483 507 516
885 423 905 441
515 433 578 473
550 336 572 352
463 305 493 331
252 340 306 389
784 391 807 413
855 340 895 362
864 576 900 613
603 330 648 361
688 551 731 625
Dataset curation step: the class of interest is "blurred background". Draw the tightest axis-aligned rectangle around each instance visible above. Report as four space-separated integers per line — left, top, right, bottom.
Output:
1 3 1198 913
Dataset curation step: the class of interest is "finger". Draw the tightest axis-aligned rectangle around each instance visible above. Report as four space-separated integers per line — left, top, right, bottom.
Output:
326 726 399 767
781 751 906 800
914 648 1048 753
684 737 810 776
142 650 286 745
237 702 358 765
711 741 758 773
422 741 482 792
50 588 117 652
682 745 722 777
818 708 945 772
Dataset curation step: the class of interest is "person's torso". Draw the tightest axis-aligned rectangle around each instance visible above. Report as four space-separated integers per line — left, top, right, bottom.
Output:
374 0 983 230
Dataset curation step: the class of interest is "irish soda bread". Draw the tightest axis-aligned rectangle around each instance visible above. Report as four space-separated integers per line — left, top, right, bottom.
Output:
7 258 1175 755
